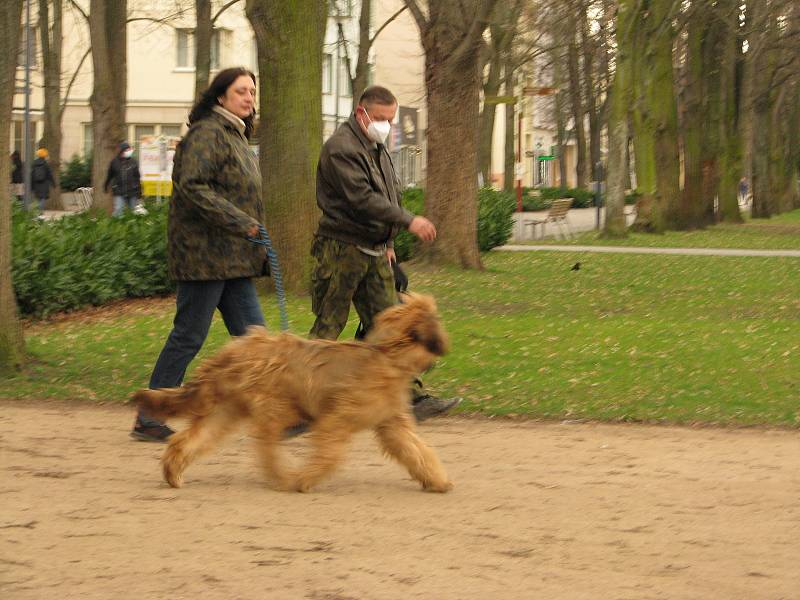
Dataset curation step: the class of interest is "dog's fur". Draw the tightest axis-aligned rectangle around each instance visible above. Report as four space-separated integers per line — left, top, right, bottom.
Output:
133 293 453 493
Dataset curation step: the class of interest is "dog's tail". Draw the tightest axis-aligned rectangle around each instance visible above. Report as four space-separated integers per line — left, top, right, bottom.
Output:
133 383 214 420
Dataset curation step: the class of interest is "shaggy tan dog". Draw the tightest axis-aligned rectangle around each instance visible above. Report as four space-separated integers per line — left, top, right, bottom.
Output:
133 293 453 493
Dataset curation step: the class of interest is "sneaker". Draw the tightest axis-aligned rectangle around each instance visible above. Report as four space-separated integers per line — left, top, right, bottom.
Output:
130 422 174 442
412 395 462 422
283 422 310 439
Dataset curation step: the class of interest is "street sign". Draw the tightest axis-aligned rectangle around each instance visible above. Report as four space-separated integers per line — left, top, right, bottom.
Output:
538 155 555 161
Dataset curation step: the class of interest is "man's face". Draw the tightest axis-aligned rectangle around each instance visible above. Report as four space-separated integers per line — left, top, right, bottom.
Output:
358 102 398 135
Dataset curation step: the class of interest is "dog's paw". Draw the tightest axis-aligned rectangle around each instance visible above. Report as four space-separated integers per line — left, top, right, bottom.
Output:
422 479 453 493
291 477 315 493
163 467 184 488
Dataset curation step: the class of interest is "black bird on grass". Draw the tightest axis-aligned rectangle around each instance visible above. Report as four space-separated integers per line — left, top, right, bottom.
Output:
570 262 581 271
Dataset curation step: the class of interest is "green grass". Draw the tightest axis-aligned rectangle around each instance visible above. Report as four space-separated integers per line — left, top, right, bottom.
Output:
3 250 800 427
529 208 800 250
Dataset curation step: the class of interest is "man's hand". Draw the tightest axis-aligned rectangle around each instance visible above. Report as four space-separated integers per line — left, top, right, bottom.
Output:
386 247 396 265
408 216 436 242
247 224 259 238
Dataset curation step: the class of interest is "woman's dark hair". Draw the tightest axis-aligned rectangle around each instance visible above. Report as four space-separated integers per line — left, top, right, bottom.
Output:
11 150 22 166
188 67 257 139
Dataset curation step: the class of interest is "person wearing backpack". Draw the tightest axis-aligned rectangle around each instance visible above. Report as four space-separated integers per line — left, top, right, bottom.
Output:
31 148 55 212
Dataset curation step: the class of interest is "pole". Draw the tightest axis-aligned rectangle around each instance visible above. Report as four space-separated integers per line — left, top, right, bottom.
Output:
334 19 343 128
516 104 523 212
22 0 32 210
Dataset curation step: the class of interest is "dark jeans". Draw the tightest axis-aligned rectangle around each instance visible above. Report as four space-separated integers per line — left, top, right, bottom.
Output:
137 278 264 427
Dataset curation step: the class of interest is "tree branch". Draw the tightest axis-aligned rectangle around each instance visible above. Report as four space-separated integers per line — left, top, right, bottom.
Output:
370 5 407 44
60 46 91 121
212 0 240 24
452 0 497 65
404 0 428 30
67 0 88 22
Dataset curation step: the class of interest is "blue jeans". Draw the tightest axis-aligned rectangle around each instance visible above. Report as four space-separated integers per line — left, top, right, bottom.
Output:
113 195 139 216
137 278 265 427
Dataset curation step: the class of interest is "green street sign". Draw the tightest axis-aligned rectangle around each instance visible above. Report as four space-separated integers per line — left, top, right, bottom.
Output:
538 155 555 161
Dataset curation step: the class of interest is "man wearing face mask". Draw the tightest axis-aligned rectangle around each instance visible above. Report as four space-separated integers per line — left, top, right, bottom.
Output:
104 141 143 217
309 85 460 422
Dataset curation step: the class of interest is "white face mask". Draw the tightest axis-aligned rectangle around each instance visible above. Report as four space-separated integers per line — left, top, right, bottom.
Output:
122 149 133 159
361 109 391 145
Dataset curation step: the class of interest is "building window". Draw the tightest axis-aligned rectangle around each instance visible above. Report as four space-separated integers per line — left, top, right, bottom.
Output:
134 125 155 158
322 54 332 94
13 121 24 156
160 125 182 138
176 29 223 69
339 57 351 97
329 0 352 16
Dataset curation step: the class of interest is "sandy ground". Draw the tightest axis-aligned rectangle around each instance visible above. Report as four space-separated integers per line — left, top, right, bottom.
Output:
1 401 798 600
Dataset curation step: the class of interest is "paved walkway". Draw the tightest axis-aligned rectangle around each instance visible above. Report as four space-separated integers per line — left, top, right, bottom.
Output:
497 244 800 258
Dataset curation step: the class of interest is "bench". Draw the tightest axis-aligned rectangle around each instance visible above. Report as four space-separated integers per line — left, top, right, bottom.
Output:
523 198 574 240
75 187 94 211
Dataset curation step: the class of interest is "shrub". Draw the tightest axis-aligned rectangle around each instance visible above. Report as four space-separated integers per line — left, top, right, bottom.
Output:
394 186 515 262
12 200 173 317
538 186 595 208
60 154 92 191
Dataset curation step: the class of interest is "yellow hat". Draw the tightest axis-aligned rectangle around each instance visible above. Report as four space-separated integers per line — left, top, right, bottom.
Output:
36 148 48 158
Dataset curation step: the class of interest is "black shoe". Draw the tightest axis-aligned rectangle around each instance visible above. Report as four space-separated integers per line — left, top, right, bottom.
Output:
412 395 462 422
283 422 310 439
130 422 174 442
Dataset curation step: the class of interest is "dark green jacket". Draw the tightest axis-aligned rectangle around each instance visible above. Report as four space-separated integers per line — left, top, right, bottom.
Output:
167 110 265 281
315 114 413 248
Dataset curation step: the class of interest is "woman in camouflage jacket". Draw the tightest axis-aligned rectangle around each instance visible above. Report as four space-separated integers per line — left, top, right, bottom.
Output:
132 67 268 442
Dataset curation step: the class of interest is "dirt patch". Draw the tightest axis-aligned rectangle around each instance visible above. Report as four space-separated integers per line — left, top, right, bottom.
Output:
1 401 798 599
22 295 176 332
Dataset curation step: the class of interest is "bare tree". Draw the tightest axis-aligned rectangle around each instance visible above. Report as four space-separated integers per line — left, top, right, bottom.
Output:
195 0 240 102
39 0 63 210
0 0 26 372
405 0 499 269
88 0 127 214
246 0 326 293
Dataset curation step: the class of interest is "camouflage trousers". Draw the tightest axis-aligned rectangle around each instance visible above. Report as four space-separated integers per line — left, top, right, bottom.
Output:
309 235 397 341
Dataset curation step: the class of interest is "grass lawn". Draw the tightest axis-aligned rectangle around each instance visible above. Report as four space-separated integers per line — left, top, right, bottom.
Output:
530 208 800 250
3 248 799 427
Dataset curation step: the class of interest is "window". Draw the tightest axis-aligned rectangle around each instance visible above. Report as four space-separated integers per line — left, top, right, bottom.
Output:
322 54 332 94
134 125 155 158
176 29 223 69
13 121 24 156
339 57 351 97
160 125 181 138
329 0 352 16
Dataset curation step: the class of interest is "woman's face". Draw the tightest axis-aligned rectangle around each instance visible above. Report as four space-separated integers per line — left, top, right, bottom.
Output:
218 75 256 119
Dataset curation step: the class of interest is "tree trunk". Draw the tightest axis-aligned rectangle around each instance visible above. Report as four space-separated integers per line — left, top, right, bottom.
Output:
579 3 601 182
478 50 502 185
406 0 497 269
351 0 371 107
503 64 515 192
39 0 63 210
603 0 633 238
89 0 127 215
555 90 568 187
246 0 326 294
0 0 26 373
566 26 587 189
194 0 212 102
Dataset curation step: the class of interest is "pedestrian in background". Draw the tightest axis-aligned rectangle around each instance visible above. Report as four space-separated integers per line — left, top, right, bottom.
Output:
104 141 143 217
10 150 23 204
31 148 55 212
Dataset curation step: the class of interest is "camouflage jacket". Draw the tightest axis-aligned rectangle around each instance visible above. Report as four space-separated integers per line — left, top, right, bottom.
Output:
315 114 414 249
167 109 266 281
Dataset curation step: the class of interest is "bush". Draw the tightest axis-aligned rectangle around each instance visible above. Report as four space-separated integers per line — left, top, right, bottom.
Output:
393 186 515 262
60 154 92 191
538 186 595 208
12 200 173 317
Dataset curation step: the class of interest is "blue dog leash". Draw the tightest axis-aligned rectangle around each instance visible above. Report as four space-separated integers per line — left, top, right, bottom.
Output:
247 224 289 332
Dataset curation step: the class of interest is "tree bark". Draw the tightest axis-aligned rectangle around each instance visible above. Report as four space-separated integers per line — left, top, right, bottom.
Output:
566 22 587 189
246 0 326 294
39 0 63 210
89 0 127 215
0 0 26 373
406 0 498 269
478 48 502 185
603 0 633 238
194 0 212 102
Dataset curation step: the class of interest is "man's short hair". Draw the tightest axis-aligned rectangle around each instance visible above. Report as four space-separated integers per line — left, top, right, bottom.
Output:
359 86 397 108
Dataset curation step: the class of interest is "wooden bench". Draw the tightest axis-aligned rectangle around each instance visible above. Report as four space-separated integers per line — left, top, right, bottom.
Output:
523 198 574 240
